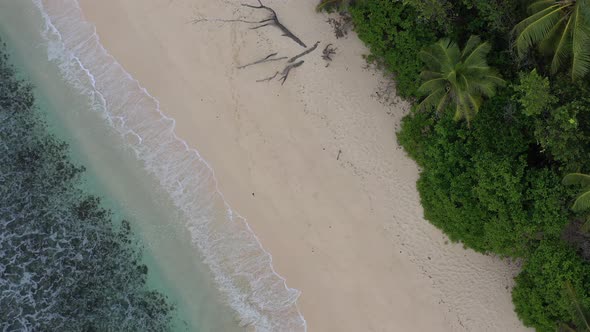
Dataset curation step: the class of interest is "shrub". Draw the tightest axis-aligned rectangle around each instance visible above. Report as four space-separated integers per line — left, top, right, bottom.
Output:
513 240 590 331
400 90 569 257
349 0 437 97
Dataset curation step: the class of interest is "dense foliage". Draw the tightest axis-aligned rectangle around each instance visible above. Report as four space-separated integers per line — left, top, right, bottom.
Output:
513 241 590 331
399 90 571 257
348 0 437 97
335 0 590 330
0 43 174 331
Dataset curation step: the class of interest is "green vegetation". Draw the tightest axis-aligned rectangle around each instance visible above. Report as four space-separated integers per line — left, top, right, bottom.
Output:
417 35 504 124
563 173 590 233
513 241 590 331
563 173 590 212
561 282 590 331
321 0 590 330
0 42 175 330
316 0 344 12
514 0 590 80
348 0 437 97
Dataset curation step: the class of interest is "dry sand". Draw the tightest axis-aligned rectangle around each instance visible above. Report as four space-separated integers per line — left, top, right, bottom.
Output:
77 0 531 331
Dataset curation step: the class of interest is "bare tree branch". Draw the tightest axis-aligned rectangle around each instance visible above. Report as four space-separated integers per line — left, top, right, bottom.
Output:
256 61 304 84
251 23 273 29
238 53 288 69
256 71 280 82
241 0 307 48
288 41 320 63
279 60 304 85
190 17 262 24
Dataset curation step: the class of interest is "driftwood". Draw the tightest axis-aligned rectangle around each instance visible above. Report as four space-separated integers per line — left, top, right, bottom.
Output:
238 53 288 69
322 44 337 67
192 1 313 85
191 18 262 24
242 0 307 48
252 43 319 84
256 60 304 85
279 60 304 85
256 71 280 83
191 1 305 48
288 41 320 63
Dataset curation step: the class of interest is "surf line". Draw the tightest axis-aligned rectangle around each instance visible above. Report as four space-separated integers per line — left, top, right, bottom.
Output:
32 0 307 330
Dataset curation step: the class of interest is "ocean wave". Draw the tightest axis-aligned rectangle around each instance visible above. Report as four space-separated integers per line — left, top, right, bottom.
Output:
31 0 306 330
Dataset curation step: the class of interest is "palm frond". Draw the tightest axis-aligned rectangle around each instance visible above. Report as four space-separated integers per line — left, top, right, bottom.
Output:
434 39 460 72
514 5 567 57
528 0 559 13
463 93 482 124
418 78 448 94
514 0 590 79
483 73 506 87
572 191 590 212
581 0 590 21
462 41 491 68
420 70 444 80
563 173 590 187
417 88 446 111
419 49 443 71
514 4 564 34
571 5 590 79
468 80 496 97
550 37 573 73
564 282 590 331
435 91 451 113
453 92 467 121
540 14 568 55
564 173 590 213
461 35 482 58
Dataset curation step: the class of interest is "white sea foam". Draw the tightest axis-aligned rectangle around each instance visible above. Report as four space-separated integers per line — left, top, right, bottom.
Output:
31 0 306 330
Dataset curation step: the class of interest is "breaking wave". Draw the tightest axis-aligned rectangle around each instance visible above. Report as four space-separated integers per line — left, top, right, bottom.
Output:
32 0 306 330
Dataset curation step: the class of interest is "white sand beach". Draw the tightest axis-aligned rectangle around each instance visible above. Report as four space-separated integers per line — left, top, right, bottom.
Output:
75 0 530 330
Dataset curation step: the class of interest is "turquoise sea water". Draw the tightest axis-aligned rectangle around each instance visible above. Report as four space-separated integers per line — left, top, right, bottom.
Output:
0 0 305 331
0 2 240 331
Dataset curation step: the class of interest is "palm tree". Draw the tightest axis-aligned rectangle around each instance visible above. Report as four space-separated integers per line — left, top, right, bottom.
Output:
417 35 504 125
563 173 590 233
559 282 590 331
563 173 590 212
514 0 590 80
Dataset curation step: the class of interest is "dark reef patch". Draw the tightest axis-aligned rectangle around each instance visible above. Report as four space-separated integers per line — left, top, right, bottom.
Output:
0 41 174 331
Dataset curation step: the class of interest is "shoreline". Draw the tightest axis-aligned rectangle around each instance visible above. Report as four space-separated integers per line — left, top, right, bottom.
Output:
76 0 529 330
35 0 303 329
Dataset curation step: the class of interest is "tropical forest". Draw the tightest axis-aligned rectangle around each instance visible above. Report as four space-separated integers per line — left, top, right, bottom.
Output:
319 0 590 331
